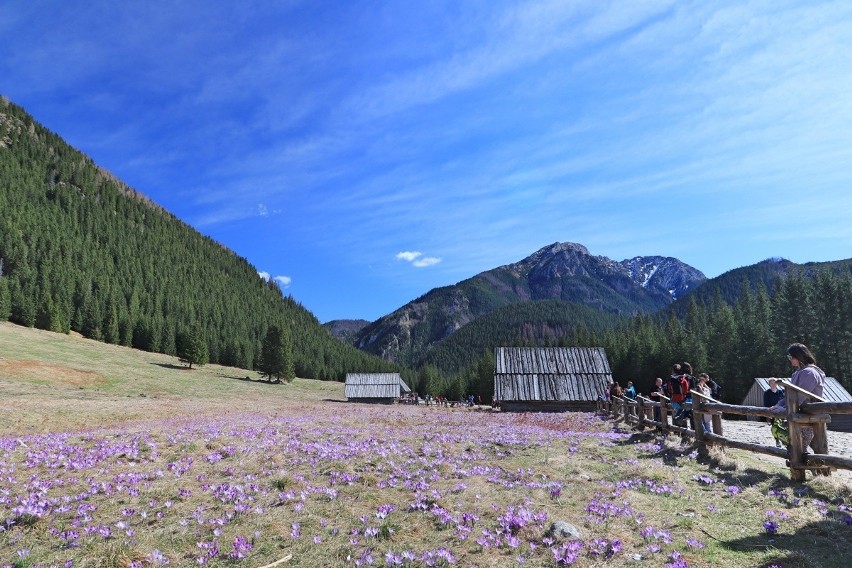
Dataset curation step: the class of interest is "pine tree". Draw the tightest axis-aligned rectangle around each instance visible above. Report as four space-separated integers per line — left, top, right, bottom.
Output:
258 325 294 383
178 326 208 369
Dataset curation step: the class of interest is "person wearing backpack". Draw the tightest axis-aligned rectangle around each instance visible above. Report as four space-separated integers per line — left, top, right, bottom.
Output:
667 363 690 416
681 362 697 391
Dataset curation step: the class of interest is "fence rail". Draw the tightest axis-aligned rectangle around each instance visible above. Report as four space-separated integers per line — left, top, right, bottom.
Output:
597 379 852 481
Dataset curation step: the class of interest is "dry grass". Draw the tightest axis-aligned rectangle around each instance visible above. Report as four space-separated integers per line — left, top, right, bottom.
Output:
1 322 852 567
0 322 344 435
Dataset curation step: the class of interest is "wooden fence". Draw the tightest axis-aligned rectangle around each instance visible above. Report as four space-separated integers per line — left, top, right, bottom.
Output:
596 379 852 481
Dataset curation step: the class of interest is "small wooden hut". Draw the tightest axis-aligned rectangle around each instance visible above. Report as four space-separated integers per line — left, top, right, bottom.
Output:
345 373 411 404
743 377 852 432
493 346 612 412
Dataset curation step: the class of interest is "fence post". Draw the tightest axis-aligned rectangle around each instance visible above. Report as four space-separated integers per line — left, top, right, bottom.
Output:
694 403 705 446
711 413 723 437
637 398 646 430
659 396 670 435
810 420 831 476
787 394 806 482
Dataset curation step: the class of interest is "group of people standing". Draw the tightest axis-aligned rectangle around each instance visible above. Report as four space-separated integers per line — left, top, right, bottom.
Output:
605 362 721 432
604 343 827 452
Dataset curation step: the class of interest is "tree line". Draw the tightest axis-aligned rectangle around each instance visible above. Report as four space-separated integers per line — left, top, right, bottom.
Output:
403 269 852 407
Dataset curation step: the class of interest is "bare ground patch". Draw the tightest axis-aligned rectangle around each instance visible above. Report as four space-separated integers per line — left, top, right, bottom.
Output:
0 358 107 387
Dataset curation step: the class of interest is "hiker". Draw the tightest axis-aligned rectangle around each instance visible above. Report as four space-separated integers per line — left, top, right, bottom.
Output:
695 374 713 432
624 381 637 400
763 378 786 446
770 343 826 452
763 378 784 408
666 364 689 414
681 361 697 391
668 364 692 427
649 377 665 422
609 381 623 400
698 373 721 400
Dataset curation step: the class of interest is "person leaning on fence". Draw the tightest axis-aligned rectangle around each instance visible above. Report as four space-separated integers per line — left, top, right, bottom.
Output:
696 374 713 432
699 372 721 400
649 377 665 422
667 364 687 413
609 381 623 400
624 381 636 400
770 343 826 452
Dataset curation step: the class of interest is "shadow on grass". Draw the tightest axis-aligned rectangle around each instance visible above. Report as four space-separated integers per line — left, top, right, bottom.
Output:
721 517 852 568
216 373 283 385
621 431 849 502
153 362 189 370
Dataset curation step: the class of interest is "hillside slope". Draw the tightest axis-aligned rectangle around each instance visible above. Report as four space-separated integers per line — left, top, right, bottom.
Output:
0 98 393 380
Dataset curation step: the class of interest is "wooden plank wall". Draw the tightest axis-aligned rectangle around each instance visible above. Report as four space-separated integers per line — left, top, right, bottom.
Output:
345 373 403 399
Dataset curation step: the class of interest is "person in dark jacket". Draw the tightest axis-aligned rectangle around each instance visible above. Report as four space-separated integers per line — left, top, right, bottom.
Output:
763 378 784 408
649 377 664 422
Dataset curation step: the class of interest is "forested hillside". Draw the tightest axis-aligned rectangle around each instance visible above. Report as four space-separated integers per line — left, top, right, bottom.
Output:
0 98 394 380
419 299 624 374
588 268 852 404
404 262 852 407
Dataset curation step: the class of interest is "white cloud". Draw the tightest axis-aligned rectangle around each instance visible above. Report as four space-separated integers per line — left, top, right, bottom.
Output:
259 271 292 288
396 251 441 268
257 203 269 216
396 251 422 262
412 257 442 268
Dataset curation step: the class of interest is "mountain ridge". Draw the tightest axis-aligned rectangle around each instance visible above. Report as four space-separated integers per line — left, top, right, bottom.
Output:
345 241 707 366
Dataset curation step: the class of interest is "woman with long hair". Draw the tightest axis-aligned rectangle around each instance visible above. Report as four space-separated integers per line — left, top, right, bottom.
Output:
772 343 826 452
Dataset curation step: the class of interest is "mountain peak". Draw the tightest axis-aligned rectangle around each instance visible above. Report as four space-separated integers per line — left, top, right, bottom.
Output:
350 241 707 364
547 242 590 256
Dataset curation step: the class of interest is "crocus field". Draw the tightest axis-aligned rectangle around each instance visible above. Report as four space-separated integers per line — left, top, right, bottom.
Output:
3 401 852 568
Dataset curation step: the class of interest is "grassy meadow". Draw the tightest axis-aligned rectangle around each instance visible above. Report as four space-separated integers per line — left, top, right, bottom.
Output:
1 322 851 568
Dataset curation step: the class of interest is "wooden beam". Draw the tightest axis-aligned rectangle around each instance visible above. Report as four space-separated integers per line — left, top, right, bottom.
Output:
700 402 785 419
800 401 852 415
806 453 852 471
703 433 788 458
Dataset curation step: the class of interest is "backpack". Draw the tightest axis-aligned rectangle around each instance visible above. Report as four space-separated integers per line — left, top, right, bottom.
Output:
709 380 721 400
669 374 690 403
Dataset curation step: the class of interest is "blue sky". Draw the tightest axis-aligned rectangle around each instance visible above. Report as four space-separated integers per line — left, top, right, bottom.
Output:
3 1 852 323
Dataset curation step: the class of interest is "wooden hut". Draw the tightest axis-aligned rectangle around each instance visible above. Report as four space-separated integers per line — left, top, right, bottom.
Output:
743 377 852 432
345 373 411 404
493 346 612 412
